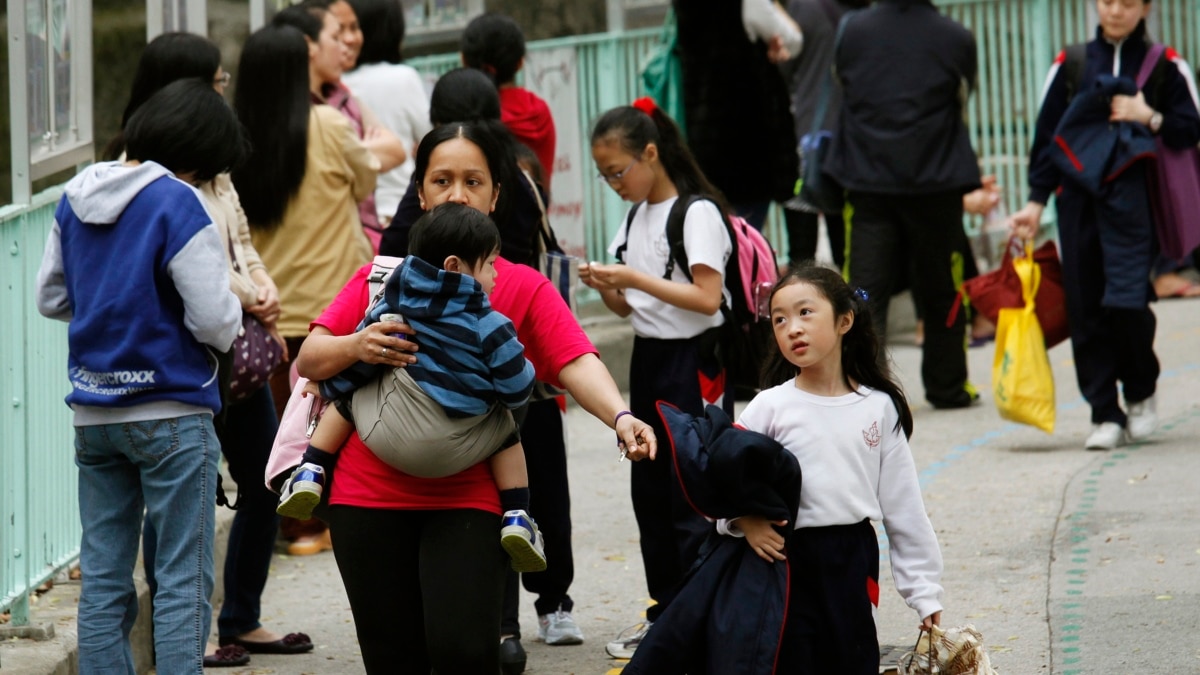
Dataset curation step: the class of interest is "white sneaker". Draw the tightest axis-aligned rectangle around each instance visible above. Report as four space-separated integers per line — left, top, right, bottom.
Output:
1126 396 1158 441
605 621 652 659
538 609 584 645
1085 422 1125 450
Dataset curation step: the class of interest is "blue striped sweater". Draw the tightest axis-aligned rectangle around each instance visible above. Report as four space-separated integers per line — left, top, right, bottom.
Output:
319 255 534 417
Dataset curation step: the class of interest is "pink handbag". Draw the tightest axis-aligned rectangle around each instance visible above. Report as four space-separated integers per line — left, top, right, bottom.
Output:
264 369 327 493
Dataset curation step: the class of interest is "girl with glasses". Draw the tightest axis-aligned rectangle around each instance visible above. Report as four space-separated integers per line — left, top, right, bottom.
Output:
583 97 734 660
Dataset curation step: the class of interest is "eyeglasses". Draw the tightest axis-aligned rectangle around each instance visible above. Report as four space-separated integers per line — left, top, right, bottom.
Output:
596 159 639 185
214 72 231 87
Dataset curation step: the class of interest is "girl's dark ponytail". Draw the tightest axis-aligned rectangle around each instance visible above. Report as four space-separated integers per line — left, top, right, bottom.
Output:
591 98 730 214
766 266 914 439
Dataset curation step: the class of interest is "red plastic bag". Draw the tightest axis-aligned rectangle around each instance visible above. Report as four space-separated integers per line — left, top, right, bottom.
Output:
950 239 1070 349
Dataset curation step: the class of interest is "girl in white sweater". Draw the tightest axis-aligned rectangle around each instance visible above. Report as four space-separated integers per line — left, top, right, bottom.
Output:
723 264 945 674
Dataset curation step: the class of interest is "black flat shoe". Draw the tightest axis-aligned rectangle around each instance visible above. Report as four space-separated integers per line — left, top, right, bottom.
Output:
499 636 526 675
203 644 250 668
220 632 314 654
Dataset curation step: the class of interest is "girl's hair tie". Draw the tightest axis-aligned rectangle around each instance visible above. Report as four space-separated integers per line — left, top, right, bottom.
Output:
632 96 658 116
854 287 870 302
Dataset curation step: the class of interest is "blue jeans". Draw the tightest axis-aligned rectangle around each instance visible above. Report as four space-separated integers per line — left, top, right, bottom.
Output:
145 386 281 638
75 414 220 675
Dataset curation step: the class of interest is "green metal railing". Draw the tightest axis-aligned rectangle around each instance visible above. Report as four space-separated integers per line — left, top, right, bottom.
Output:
3 0 1199 625
0 187 78 626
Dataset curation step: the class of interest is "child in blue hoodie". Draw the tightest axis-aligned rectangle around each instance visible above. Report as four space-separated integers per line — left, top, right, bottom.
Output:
35 78 244 674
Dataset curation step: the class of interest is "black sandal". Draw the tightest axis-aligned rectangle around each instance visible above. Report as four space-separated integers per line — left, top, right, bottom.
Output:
203 644 250 668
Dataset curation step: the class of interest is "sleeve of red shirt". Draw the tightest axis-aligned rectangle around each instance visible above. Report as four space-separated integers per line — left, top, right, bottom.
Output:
489 258 596 388
310 263 373 335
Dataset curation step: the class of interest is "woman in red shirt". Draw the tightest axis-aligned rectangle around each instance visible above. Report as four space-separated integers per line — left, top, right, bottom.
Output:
294 121 656 674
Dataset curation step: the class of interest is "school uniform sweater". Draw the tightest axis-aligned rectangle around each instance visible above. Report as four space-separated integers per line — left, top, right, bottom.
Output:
318 255 535 417
35 161 241 424
731 382 945 620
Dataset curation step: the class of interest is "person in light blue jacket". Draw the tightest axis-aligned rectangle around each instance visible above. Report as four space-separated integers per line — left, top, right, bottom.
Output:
35 78 244 675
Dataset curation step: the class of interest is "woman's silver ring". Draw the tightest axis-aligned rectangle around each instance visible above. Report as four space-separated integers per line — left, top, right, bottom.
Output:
381 346 388 356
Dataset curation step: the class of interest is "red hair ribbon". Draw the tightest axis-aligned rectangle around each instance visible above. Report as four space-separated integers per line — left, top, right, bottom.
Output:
632 96 658 116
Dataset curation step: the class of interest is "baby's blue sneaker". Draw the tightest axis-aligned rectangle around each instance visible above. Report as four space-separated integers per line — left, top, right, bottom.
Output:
500 510 547 573
276 462 325 520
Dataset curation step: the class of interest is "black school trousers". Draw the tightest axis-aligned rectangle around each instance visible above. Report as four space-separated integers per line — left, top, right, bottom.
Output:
629 333 730 623
845 190 972 407
1056 172 1159 426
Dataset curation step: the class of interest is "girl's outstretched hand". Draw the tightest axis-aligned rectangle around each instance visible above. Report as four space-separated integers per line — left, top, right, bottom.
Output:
920 611 942 632
738 516 788 562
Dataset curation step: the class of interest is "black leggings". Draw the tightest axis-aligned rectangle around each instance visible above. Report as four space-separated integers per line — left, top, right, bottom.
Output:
327 506 506 674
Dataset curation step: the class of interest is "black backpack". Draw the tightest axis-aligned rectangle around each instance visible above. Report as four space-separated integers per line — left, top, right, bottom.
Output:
616 196 777 399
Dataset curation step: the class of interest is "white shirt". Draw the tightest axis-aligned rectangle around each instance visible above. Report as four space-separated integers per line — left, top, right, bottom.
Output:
343 63 433 222
728 382 945 620
743 0 803 57
607 196 732 340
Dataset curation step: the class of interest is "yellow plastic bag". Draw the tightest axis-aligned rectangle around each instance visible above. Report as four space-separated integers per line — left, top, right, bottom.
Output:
991 242 1056 433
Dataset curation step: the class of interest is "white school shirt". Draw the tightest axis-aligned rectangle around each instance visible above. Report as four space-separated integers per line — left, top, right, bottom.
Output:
728 381 945 620
607 196 732 340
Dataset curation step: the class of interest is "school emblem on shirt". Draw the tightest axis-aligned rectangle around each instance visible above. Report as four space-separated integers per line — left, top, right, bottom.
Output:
863 421 881 449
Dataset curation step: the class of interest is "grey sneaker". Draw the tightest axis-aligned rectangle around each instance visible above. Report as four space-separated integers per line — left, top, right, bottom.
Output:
537 610 584 645
605 621 652 659
1126 396 1158 441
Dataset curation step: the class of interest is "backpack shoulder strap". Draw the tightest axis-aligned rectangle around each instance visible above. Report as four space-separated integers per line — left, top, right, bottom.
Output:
614 202 644 264
1063 43 1087 103
367 255 403 315
1136 43 1169 106
664 194 711 282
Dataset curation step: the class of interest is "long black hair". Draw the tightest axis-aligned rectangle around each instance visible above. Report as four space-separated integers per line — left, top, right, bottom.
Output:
231 24 312 229
761 265 914 439
590 102 730 214
124 79 247 182
104 32 222 160
347 0 406 65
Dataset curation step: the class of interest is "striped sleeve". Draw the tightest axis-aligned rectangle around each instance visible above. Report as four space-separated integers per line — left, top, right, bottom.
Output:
479 313 535 410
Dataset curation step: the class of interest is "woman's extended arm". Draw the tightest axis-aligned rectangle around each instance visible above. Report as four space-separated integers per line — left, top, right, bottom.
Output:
557 353 657 460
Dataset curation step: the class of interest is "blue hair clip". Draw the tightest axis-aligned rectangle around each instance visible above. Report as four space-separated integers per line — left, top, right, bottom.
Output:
854 287 869 302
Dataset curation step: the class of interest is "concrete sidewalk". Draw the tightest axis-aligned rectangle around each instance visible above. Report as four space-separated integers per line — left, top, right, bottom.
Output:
6 294 1200 673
